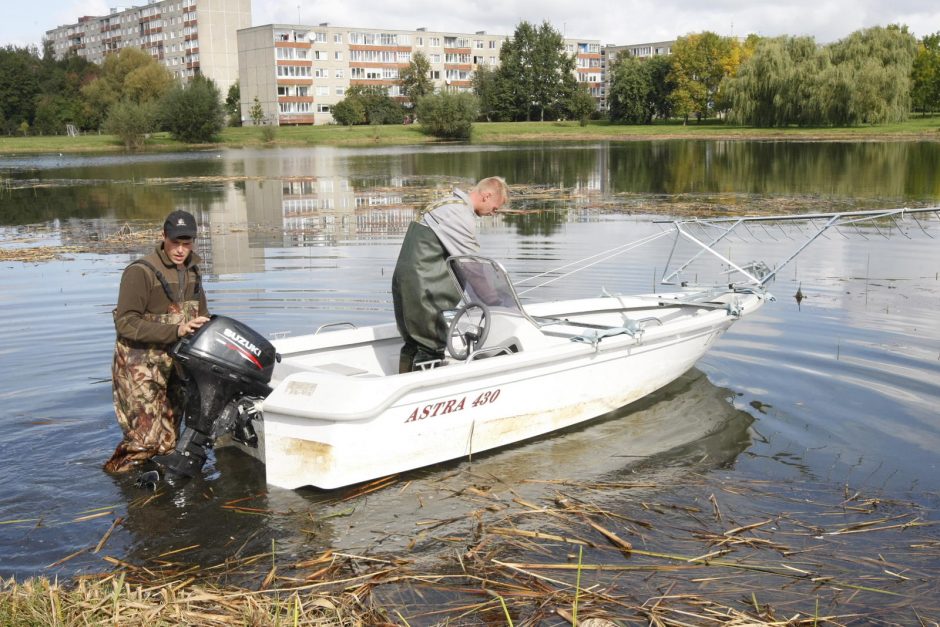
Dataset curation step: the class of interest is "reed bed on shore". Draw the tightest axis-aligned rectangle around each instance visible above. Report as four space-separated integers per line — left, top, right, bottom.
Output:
3 474 938 625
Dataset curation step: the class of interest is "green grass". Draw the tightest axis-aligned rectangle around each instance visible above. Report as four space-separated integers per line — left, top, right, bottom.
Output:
1 116 937 155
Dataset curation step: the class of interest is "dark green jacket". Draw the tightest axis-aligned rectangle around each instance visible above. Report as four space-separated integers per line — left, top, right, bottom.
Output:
114 244 209 345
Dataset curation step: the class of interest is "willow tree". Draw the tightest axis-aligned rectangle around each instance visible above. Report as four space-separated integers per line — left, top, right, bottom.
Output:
726 36 831 127
824 25 917 124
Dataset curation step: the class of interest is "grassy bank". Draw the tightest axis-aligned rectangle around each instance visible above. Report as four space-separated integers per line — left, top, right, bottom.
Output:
0 116 938 155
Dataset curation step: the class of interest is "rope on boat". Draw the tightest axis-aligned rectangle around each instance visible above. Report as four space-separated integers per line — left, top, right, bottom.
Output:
515 230 671 296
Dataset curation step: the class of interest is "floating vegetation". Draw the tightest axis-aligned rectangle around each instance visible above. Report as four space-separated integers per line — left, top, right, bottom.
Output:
3 476 937 624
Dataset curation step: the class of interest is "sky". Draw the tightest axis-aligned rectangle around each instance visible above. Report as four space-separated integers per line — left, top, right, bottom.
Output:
4 0 938 49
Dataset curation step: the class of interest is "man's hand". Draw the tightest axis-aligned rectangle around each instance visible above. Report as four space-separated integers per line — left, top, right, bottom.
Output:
177 316 210 338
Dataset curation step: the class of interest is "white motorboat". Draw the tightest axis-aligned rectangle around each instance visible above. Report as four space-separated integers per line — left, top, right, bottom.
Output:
154 207 937 490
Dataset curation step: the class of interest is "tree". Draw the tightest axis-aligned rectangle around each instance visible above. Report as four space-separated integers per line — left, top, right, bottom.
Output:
494 21 578 121
248 96 266 126
159 75 224 143
104 99 157 149
0 46 42 133
668 32 739 122
224 81 242 126
81 47 172 129
566 86 596 125
608 56 652 124
416 92 479 139
911 33 940 115
472 64 507 121
726 36 828 127
826 25 917 124
399 51 433 105
330 86 403 125
331 97 365 126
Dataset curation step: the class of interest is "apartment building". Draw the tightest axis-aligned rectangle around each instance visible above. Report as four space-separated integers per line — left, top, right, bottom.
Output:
44 0 251 94
238 23 602 126
598 40 675 110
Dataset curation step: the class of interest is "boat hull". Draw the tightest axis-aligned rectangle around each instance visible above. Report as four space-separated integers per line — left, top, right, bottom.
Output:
242 292 761 490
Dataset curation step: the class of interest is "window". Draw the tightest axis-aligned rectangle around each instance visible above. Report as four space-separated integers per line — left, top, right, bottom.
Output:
317 104 330 113
313 68 327 78
313 31 327 43
313 50 327 60
334 33 342 43
335 69 344 78
335 87 345 96
334 51 342 60
428 37 440 47
429 54 441 63
429 70 440 79
489 40 496 49
416 37 423 46
316 86 329 96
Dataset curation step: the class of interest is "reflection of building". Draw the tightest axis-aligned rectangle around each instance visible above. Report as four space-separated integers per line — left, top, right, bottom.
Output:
237 23 602 125
45 0 250 94
599 40 675 110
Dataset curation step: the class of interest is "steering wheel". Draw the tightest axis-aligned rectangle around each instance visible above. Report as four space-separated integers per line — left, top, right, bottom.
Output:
445 302 491 360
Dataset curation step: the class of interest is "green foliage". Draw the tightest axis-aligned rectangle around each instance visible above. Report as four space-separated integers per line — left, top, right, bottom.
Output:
399 51 434 104
609 56 653 123
668 32 742 122
331 97 365 125
472 65 510 121
81 48 172 130
911 33 940 114
728 26 918 127
493 21 578 121
331 86 403 125
0 46 42 133
225 81 242 126
159 75 224 143
248 96 266 126
566 87 596 126
104 99 157 149
416 91 479 139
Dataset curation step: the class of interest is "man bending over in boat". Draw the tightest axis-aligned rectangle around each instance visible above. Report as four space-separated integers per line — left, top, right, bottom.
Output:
392 177 510 372
104 210 211 473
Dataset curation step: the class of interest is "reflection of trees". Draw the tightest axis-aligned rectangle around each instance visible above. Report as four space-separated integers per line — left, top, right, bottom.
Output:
388 146 603 191
606 141 940 202
1 183 225 225
501 209 565 236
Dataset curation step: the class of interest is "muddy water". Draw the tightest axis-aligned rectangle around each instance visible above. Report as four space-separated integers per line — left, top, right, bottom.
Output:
0 143 938 620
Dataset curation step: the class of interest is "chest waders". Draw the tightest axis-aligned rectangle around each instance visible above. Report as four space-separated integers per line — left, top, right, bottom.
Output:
391 221 462 366
104 261 201 473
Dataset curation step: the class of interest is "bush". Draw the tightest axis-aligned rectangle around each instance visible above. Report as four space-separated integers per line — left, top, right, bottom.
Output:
331 98 365 126
416 92 479 139
159 75 224 143
104 100 157 149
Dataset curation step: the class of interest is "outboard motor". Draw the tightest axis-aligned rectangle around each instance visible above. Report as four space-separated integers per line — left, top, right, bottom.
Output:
152 315 278 479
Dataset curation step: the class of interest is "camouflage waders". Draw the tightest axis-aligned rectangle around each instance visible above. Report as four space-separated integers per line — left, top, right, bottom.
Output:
104 300 200 473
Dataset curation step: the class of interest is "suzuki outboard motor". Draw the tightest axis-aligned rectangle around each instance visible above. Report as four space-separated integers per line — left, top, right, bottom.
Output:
152 315 278 478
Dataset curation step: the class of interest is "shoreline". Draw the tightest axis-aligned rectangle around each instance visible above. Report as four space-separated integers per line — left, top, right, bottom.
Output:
0 117 938 155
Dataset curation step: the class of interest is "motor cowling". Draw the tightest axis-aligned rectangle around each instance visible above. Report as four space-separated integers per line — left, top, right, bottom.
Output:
152 315 278 478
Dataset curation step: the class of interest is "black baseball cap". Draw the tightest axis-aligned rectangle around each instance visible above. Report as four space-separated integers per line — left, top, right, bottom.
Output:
163 210 198 240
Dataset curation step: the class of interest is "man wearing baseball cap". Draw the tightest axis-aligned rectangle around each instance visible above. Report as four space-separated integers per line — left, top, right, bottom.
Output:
104 209 211 473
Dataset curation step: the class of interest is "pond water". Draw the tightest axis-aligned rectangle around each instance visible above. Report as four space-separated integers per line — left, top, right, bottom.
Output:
1 142 939 620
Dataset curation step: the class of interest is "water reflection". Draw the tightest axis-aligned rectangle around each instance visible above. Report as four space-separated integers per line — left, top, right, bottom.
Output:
104 369 752 577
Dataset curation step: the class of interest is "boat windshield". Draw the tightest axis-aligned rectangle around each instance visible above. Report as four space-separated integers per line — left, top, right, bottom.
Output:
446 256 527 316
